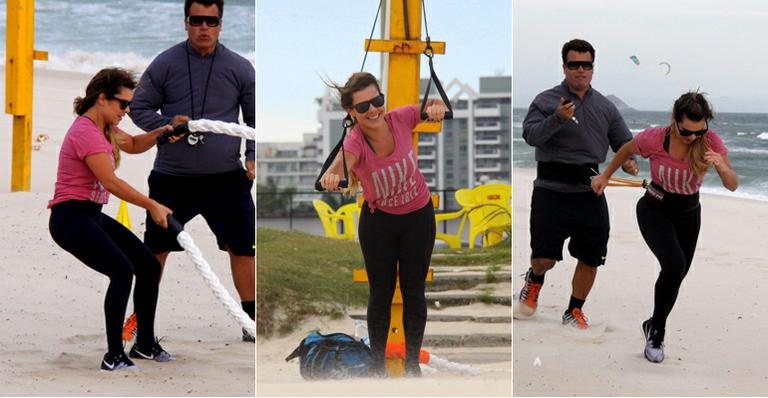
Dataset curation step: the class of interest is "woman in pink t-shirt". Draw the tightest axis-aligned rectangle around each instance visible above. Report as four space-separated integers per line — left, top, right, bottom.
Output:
48 68 179 371
319 72 448 377
592 92 738 364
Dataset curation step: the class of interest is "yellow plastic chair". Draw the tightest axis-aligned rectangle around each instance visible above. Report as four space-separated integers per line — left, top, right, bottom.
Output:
434 188 473 249
336 202 360 241
312 199 345 240
459 184 512 248
312 199 358 241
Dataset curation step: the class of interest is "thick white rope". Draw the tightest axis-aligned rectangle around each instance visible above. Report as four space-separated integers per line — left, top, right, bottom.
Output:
427 354 486 376
188 119 255 141
176 231 256 336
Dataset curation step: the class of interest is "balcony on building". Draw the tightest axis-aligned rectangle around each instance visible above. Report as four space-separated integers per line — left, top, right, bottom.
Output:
475 134 501 145
419 150 436 160
473 103 501 118
475 149 501 159
418 135 437 146
475 162 502 172
475 121 501 131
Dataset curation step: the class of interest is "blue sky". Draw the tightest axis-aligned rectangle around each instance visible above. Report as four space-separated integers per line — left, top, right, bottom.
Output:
514 0 768 113
257 0 512 142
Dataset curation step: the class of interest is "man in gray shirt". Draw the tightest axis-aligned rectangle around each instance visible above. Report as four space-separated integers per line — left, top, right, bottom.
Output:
516 38 638 329
129 0 255 341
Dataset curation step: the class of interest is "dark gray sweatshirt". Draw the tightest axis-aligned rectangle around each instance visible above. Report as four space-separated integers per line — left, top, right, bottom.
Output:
129 41 255 176
523 81 632 191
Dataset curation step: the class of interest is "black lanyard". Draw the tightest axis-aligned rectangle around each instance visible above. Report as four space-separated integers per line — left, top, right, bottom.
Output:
186 43 217 119
185 43 216 146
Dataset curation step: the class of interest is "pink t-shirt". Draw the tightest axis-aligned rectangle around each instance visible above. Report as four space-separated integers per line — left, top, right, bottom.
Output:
635 126 727 195
48 116 116 208
344 105 431 214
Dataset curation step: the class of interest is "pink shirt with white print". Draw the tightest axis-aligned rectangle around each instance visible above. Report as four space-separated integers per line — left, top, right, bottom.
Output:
344 105 431 214
635 126 727 195
48 116 117 208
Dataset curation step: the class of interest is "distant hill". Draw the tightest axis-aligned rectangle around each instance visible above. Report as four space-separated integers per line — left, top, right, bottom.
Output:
606 95 637 112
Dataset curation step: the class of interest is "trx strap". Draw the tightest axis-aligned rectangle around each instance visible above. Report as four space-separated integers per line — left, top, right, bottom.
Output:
314 115 353 191
314 1 382 193
419 1 453 120
419 39 453 121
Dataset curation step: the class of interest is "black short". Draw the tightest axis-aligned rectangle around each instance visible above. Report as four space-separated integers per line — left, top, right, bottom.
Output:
529 187 609 267
144 169 255 256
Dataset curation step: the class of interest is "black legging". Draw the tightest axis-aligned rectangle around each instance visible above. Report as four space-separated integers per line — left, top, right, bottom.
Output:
49 200 161 355
358 201 435 371
636 194 701 332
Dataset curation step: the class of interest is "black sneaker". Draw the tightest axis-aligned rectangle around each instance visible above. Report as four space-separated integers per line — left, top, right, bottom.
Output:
243 328 255 342
129 339 174 362
642 318 664 363
100 351 137 371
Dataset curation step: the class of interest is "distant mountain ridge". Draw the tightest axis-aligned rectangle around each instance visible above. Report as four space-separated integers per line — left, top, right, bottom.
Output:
606 95 637 112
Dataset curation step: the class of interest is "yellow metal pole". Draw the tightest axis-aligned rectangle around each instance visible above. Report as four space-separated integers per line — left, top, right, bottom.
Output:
6 0 47 192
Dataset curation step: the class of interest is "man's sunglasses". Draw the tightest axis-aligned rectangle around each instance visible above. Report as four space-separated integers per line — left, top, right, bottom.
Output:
353 94 385 113
676 121 708 137
187 15 221 27
565 61 594 71
109 96 131 111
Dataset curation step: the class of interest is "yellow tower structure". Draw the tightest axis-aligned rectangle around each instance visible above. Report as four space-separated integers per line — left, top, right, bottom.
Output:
5 0 47 191
352 0 446 377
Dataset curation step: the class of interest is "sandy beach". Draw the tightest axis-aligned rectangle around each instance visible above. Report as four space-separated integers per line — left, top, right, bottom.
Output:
257 313 512 397
513 167 768 396
0 68 254 395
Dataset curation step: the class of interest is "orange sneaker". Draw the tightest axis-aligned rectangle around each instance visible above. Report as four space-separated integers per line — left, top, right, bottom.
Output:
122 312 138 342
562 308 589 329
517 269 542 316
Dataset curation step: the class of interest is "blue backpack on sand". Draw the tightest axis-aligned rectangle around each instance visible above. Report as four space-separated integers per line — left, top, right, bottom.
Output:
285 332 372 379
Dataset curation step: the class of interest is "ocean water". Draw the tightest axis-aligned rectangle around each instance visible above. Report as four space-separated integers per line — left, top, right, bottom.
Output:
514 108 768 202
0 0 254 73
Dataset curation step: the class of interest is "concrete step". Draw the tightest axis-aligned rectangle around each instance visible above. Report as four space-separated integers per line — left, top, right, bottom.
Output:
423 333 511 348
426 292 511 307
349 313 511 323
427 271 512 291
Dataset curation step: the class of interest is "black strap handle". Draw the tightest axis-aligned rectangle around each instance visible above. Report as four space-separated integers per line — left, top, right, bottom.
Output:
157 123 190 145
166 214 184 235
314 116 353 192
419 40 454 121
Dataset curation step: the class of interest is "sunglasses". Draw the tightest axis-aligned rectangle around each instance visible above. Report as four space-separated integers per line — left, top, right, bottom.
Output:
353 94 385 113
565 61 594 71
187 15 221 27
676 121 708 137
108 96 131 111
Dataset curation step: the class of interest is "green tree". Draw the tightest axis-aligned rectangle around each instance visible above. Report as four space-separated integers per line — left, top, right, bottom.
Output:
256 177 297 217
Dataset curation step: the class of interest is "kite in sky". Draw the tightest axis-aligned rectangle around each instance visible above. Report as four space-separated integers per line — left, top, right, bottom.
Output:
658 61 671 75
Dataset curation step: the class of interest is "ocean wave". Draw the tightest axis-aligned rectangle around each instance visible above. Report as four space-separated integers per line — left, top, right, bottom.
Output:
700 186 768 203
0 50 255 75
727 147 768 155
757 132 768 140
